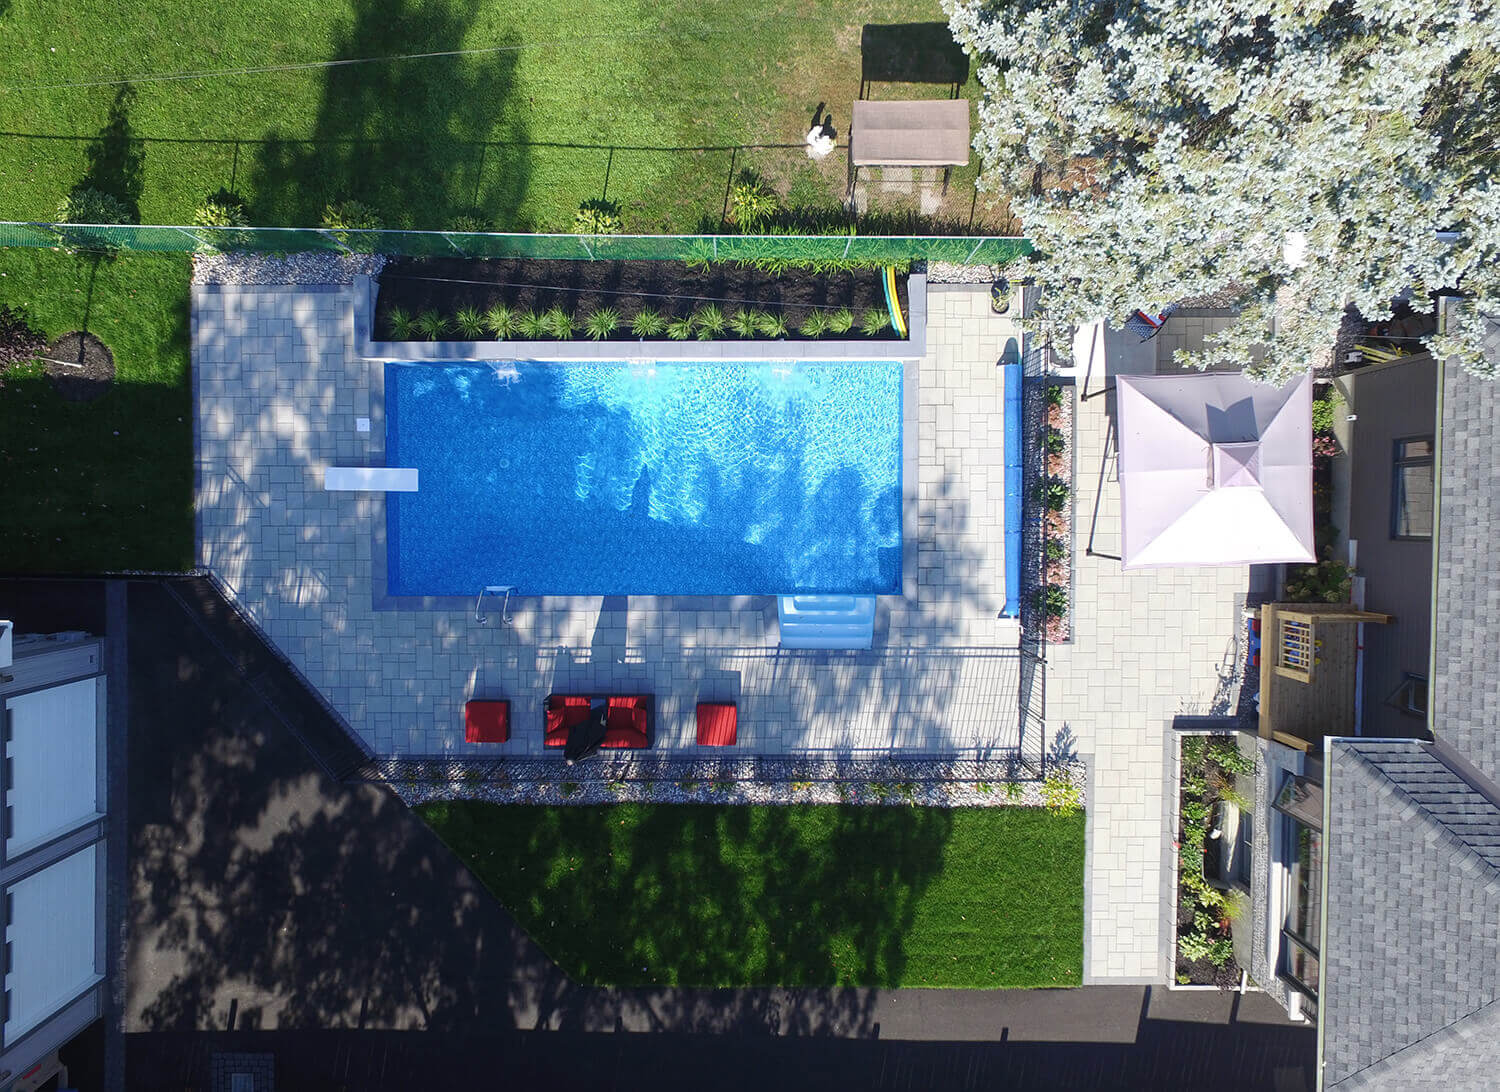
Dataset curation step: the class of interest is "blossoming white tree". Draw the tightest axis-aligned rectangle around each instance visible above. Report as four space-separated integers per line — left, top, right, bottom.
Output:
943 0 1500 380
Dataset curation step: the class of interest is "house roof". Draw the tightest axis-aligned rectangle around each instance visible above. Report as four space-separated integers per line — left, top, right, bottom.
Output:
1323 738 1500 1090
1431 362 1500 786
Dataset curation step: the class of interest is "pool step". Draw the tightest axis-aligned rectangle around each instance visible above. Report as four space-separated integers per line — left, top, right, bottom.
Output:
777 595 876 650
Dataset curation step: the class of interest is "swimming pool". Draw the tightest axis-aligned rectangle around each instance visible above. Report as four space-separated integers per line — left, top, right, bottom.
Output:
384 361 902 596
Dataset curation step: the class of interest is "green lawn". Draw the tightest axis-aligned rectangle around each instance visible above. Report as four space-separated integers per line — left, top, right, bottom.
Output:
0 248 193 572
418 802 1085 988
0 0 1006 233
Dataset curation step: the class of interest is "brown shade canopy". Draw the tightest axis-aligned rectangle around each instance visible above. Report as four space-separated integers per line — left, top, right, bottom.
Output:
849 100 971 167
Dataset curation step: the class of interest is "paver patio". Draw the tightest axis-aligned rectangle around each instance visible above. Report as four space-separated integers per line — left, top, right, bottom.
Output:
1051 322 1253 982
194 281 1026 757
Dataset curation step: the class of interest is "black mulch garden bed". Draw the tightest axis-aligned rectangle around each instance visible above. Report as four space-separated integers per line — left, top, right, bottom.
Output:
372 257 908 342
44 331 115 402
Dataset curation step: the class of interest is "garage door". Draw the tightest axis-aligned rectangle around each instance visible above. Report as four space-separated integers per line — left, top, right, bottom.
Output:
5 677 101 858
4 843 100 1044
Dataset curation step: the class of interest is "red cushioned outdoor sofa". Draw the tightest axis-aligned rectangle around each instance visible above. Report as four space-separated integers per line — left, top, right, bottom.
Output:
544 694 652 749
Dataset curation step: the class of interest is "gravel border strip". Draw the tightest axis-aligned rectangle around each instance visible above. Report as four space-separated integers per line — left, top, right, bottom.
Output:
193 251 386 285
381 757 1086 810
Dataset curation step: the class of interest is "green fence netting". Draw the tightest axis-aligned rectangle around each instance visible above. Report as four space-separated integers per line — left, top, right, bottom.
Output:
0 222 1031 265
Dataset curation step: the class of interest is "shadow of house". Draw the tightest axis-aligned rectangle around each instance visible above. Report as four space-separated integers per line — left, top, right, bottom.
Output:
859 24 970 100
250 0 530 229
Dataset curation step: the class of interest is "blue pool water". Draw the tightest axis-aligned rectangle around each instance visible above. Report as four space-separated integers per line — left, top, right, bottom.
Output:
385 361 902 596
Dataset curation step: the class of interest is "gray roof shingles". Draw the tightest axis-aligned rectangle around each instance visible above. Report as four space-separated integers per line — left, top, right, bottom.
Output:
1432 363 1500 786
1324 739 1500 1090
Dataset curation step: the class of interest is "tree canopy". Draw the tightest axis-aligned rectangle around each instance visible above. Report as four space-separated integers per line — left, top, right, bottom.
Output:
944 0 1500 381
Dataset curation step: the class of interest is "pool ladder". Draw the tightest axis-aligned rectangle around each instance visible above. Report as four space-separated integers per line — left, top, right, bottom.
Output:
475 585 516 626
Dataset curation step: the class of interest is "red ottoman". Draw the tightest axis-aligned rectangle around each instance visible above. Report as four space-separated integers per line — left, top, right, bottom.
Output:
465 699 510 743
696 702 738 746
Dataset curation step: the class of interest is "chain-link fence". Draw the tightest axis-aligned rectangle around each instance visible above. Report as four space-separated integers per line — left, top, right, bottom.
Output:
0 220 1031 265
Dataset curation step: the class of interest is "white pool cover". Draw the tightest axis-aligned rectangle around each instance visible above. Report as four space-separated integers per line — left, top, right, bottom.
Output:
1116 372 1315 568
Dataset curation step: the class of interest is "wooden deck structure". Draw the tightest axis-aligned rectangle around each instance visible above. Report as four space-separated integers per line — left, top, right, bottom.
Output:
1257 603 1393 750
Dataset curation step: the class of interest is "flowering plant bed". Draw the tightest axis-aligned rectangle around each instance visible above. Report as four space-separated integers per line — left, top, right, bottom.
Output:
1036 383 1074 642
1174 734 1254 987
372 257 908 342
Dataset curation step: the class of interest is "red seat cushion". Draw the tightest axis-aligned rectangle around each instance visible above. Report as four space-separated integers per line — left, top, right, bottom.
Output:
696 702 738 746
544 695 650 748
464 700 510 743
544 695 591 746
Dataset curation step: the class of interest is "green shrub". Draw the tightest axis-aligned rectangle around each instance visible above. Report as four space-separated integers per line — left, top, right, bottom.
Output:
449 213 490 233
0 305 46 374
516 310 546 339
683 239 717 272
1285 558 1353 603
666 316 694 341
1311 390 1342 433
826 307 855 334
386 307 415 340
728 309 759 338
561 781 582 797
56 186 132 226
1045 539 1066 561
1044 428 1067 454
692 304 726 340
574 198 622 235
484 302 514 338
632 308 667 337
1036 480 1070 511
1036 585 1068 617
859 307 892 336
415 310 450 340
585 307 621 341
1041 770 1081 816
728 175 781 231
1178 931 1215 962
1045 384 1066 408
541 306 575 339
1206 737 1256 777
755 311 789 338
191 189 248 229
320 198 383 233
454 305 486 339
975 781 994 795
800 311 830 338
1004 781 1025 802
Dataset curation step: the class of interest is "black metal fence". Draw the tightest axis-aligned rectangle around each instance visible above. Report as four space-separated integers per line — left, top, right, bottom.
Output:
1017 343 1055 774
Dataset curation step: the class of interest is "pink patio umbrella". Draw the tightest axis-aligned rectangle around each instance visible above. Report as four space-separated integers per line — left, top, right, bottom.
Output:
1116 372 1315 568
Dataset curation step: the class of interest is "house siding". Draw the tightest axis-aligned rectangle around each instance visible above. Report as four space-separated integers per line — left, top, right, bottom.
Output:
1338 357 1437 738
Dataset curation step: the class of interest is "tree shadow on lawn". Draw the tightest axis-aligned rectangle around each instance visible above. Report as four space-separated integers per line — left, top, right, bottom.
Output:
249 0 530 230
419 801 955 994
65 83 145 221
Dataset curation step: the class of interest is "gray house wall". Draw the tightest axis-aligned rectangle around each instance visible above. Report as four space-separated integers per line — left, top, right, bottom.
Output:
1338 356 1437 739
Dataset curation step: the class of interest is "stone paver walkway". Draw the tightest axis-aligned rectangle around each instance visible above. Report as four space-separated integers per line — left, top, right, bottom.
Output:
194 282 1024 756
1052 322 1251 982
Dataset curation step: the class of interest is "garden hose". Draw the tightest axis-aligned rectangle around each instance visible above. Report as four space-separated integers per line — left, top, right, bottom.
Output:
883 266 908 338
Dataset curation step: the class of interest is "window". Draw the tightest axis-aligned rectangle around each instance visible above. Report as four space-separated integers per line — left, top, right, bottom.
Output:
1391 437 1434 539
1385 673 1428 717
1285 822 1322 948
1279 811 1323 1000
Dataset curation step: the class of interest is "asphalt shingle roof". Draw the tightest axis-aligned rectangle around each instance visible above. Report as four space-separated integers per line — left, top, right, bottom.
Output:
1324 739 1500 1090
1432 362 1500 786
